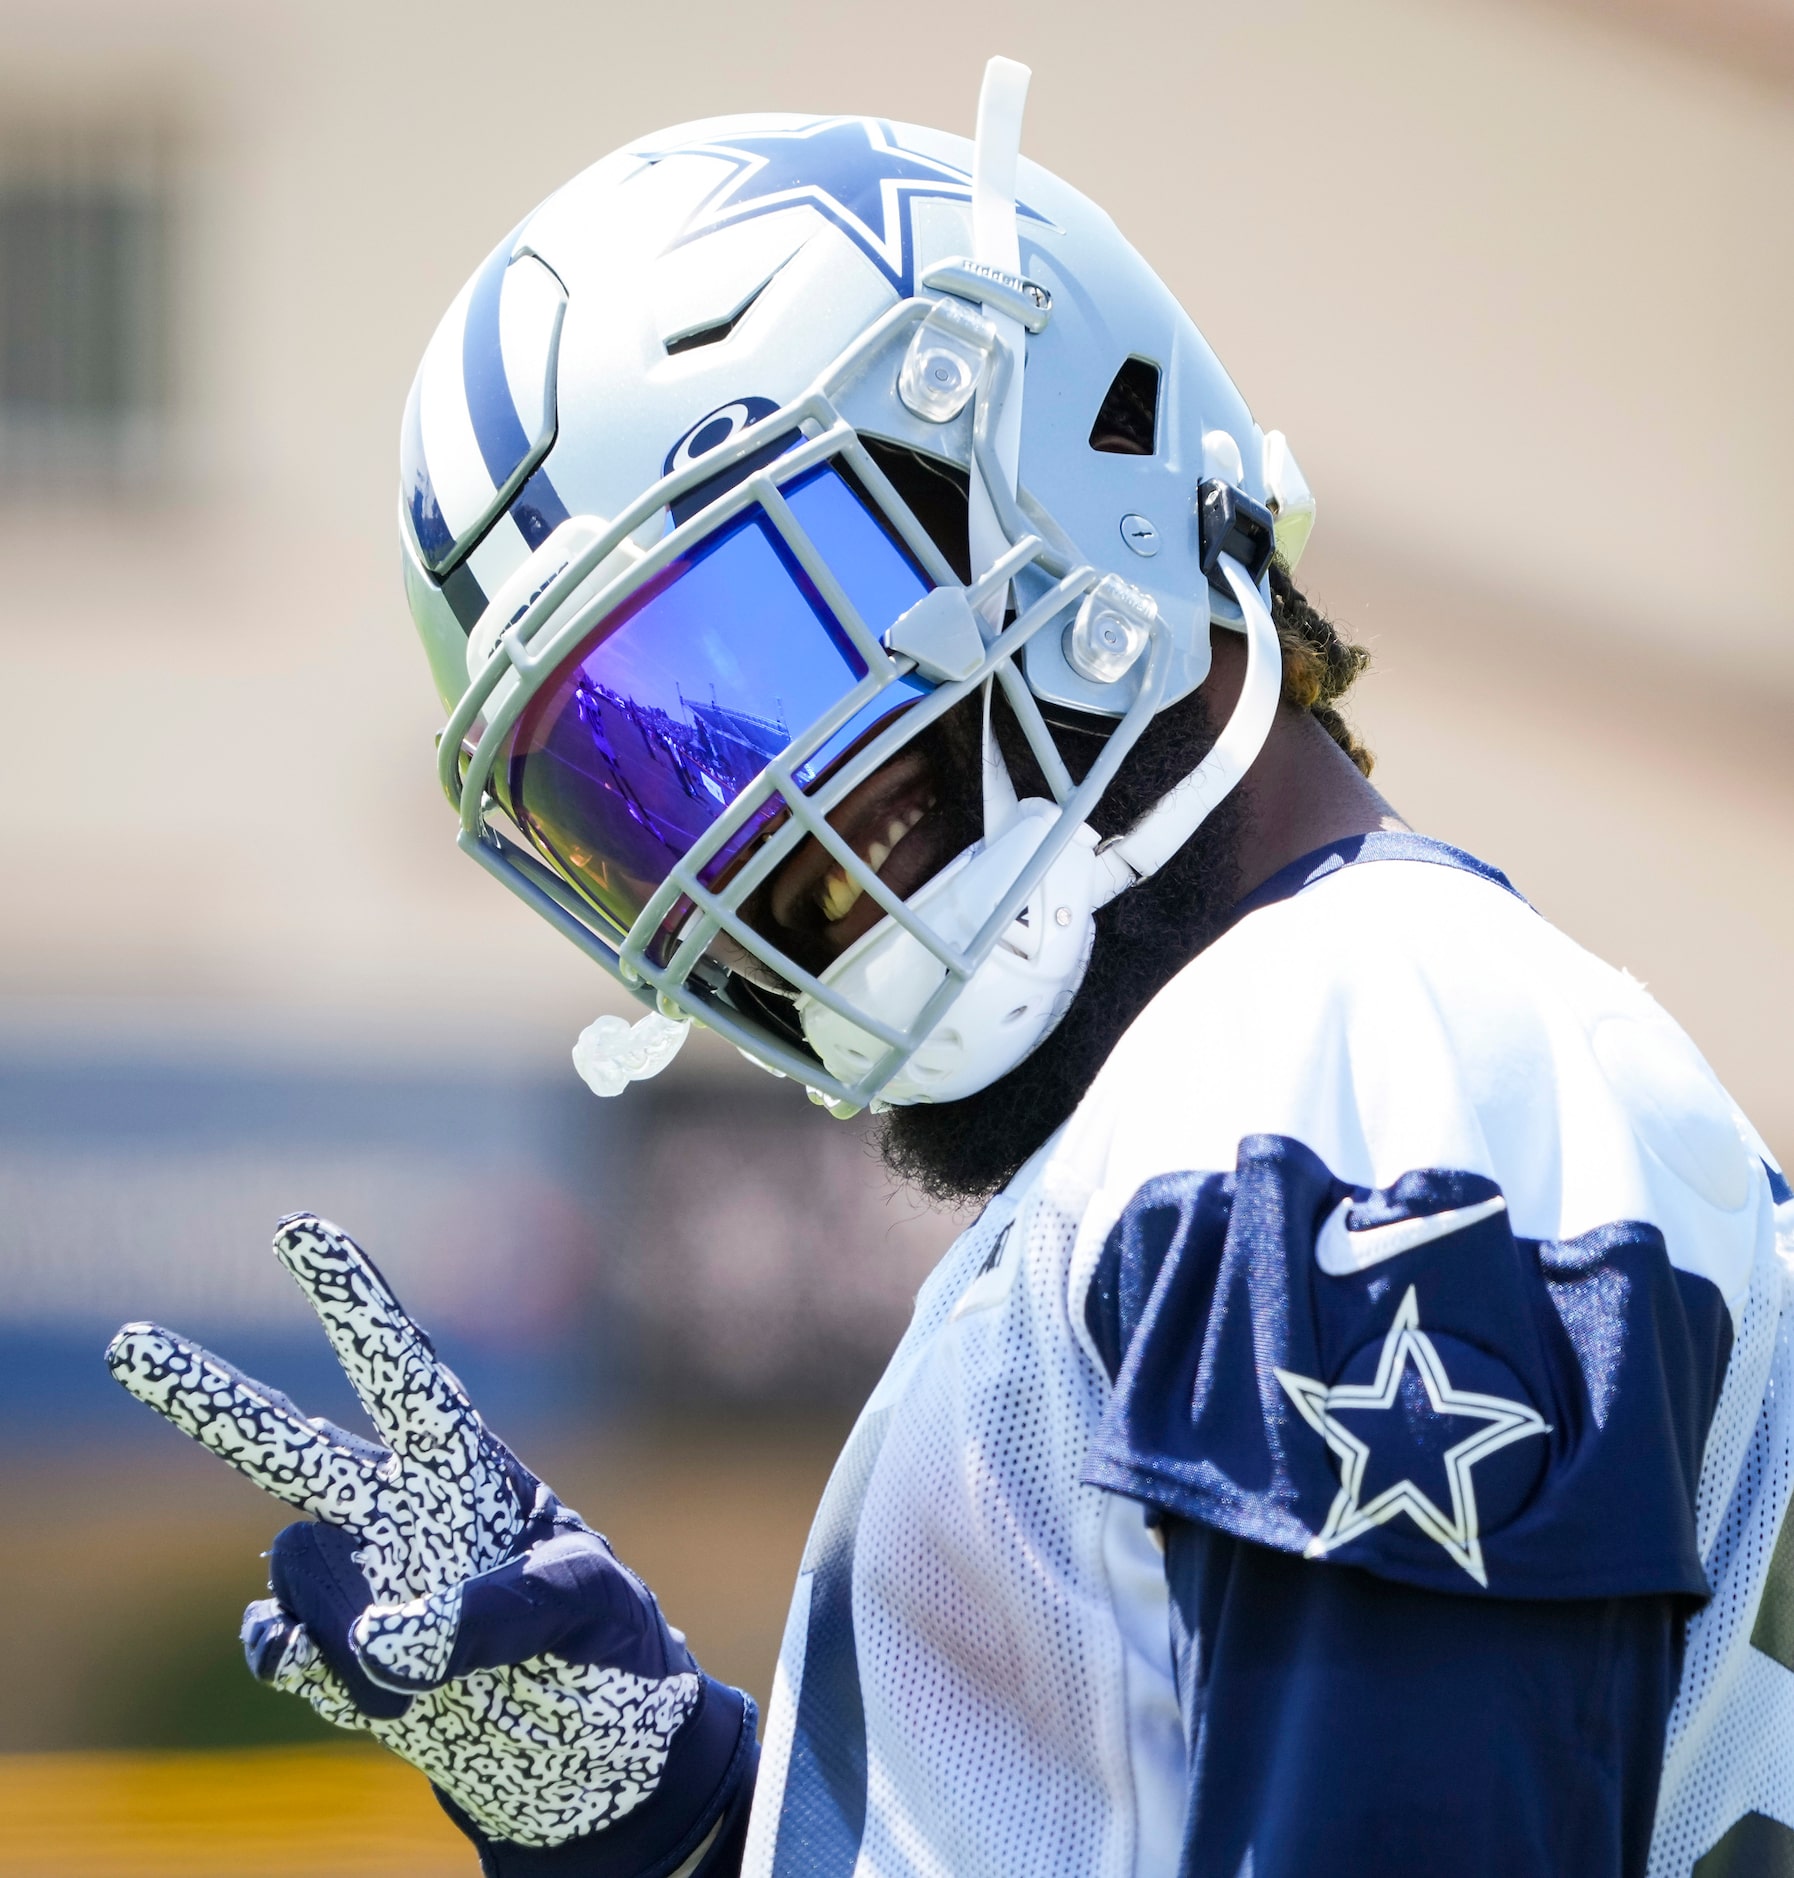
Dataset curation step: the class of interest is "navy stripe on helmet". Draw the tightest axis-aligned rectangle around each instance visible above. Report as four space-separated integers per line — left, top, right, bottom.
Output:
441 559 489 632
403 227 571 618
461 230 571 561
462 232 534 490
402 372 457 573
510 465 570 552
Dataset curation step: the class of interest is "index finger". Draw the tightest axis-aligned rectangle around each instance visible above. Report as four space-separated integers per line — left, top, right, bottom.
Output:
271 1214 476 1468
106 1321 388 1530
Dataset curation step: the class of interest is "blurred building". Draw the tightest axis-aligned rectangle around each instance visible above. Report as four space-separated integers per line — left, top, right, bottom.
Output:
0 0 1785 1076
0 0 1787 1766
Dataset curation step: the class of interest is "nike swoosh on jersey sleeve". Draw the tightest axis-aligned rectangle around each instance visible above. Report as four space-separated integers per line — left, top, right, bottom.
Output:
1315 1194 1508 1276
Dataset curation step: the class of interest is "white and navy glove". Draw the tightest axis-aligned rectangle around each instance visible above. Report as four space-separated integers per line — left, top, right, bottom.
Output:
106 1213 756 1878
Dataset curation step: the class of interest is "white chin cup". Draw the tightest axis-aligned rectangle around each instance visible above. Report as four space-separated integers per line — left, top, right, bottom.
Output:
797 799 1101 1106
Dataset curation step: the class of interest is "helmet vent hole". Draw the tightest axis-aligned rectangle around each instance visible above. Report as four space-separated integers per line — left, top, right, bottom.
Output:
1088 357 1160 456
664 278 773 355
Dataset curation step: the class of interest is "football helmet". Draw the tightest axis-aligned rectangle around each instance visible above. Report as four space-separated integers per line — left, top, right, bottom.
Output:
399 59 1315 1114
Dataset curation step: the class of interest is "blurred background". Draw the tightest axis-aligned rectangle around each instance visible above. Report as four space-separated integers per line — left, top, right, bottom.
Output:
0 0 1788 1868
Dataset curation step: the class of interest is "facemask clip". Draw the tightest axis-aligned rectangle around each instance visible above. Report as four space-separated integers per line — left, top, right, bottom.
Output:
885 586 988 682
919 257 1052 333
1064 573 1157 684
1196 480 1277 590
898 297 997 423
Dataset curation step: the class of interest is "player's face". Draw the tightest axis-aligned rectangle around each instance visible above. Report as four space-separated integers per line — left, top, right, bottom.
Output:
730 697 984 983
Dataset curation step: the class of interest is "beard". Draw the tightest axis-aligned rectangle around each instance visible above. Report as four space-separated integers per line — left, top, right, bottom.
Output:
876 687 1250 1207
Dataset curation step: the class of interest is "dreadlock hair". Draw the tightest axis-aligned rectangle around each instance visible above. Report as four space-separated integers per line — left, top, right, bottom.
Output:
860 435 1373 770
1270 561 1374 776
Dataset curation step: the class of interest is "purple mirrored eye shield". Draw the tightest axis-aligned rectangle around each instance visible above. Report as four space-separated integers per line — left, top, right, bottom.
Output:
462 550 1157 1103
438 303 978 826
436 301 1163 1103
500 463 938 956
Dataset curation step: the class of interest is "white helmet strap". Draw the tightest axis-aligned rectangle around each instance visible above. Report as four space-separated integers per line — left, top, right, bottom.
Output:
961 56 1281 893
969 58 1032 848
968 55 1031 645
1093 556 1285 905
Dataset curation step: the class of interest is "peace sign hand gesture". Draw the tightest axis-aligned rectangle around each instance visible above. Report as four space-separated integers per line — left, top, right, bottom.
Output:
106 1214 754 1871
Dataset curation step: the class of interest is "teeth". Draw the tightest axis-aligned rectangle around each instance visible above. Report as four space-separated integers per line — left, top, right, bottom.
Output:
814 803 932 926
868 811 925 879
862 814 918 882
818 871 864 924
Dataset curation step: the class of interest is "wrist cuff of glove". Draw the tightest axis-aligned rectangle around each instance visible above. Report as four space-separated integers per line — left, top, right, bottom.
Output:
435 1676 759 1878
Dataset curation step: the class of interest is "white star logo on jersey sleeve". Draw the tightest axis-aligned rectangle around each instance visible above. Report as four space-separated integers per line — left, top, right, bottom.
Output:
1274 1285 1551 1587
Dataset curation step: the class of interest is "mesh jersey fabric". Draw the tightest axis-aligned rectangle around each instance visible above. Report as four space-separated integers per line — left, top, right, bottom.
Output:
741 1149 1186 1878
1648 1188 1794 1876
742 837 1793 1877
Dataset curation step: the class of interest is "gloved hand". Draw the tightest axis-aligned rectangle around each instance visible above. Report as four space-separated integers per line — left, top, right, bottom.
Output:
106 1214 755 1875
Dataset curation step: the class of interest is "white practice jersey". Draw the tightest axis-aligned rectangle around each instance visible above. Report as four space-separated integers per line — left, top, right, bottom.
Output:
739 836 1794 1878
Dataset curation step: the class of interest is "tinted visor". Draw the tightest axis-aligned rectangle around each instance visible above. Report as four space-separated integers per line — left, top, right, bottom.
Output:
505 464 935 957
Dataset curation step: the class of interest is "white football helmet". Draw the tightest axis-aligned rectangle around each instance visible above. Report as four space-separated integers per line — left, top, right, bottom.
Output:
400 60 1315 1114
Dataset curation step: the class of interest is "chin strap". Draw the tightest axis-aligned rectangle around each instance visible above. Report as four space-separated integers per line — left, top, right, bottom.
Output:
969 55 1031 844
1093 554 1284 906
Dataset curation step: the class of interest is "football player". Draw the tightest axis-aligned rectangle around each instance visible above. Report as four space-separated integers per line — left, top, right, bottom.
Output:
109 59 1793 1878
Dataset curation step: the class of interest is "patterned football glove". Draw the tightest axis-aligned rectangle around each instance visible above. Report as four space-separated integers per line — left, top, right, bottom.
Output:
106 1214 755 1877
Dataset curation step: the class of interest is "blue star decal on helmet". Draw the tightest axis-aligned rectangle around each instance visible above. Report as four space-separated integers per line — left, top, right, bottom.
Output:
652 117 1046 298
1274 1286 1550 1587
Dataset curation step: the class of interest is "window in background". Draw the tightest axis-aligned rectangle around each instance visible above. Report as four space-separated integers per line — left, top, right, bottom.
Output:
0 123 170 483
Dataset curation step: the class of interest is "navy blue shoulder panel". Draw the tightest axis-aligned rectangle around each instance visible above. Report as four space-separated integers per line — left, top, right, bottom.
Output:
1226 831 1524 930
1083 1135 1731 1601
